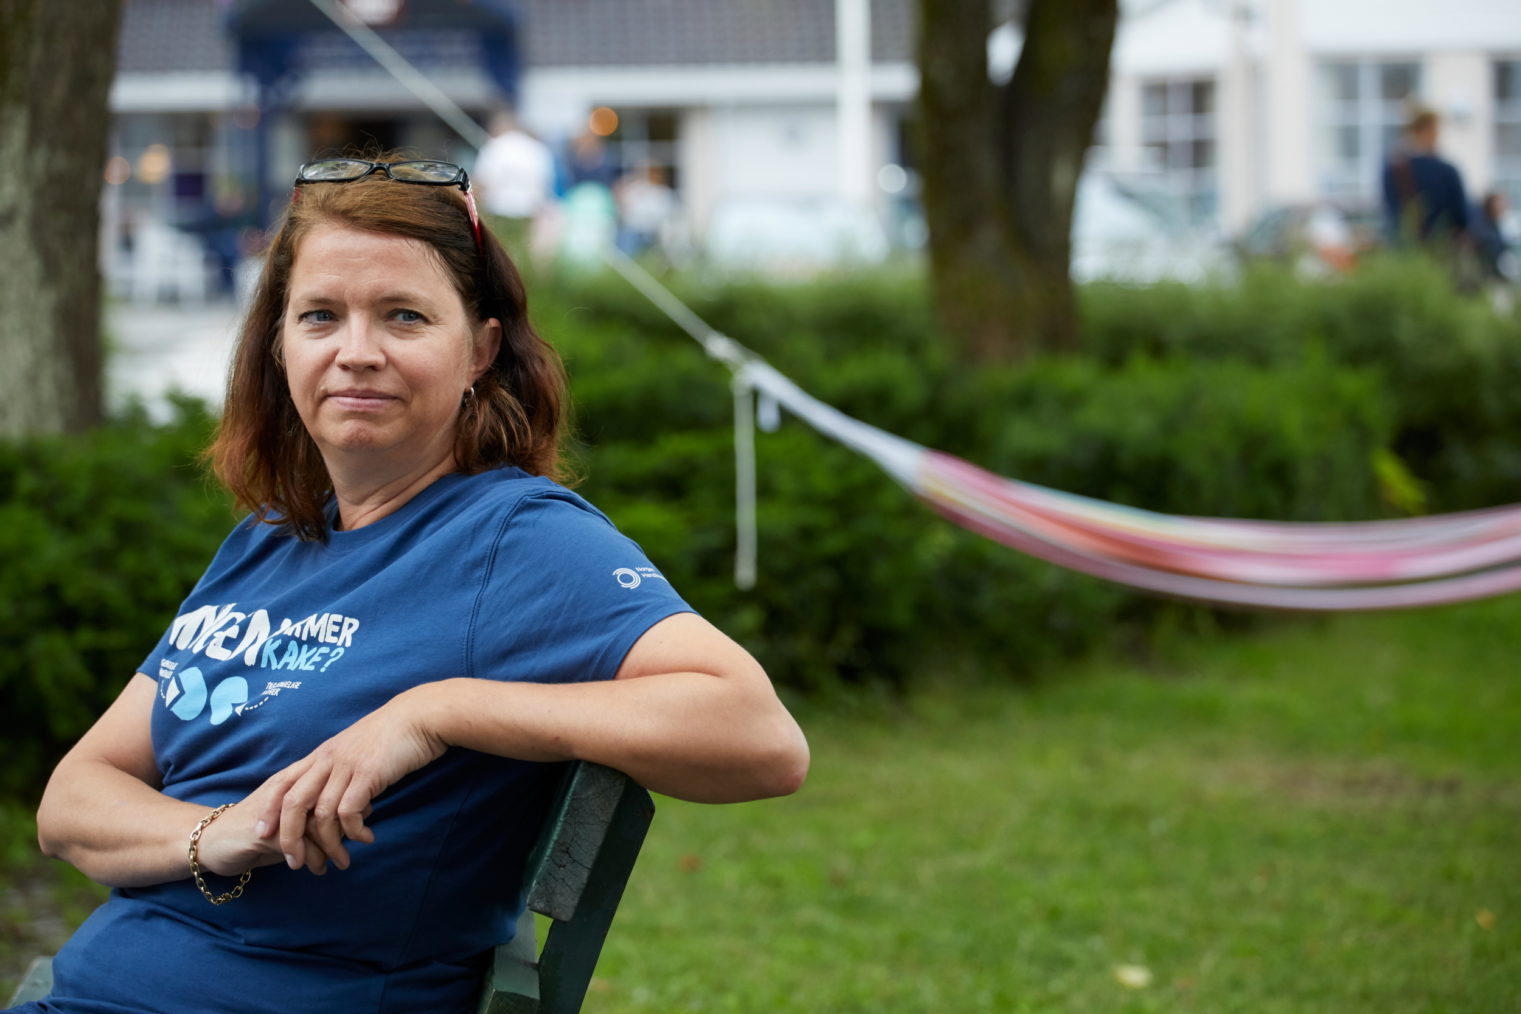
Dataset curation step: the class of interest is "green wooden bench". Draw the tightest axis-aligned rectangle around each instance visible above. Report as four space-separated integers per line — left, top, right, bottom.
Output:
8 762 654 1014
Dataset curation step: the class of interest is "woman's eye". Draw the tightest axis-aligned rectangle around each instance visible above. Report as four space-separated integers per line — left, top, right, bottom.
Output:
393 309 425 324
298 309 336 324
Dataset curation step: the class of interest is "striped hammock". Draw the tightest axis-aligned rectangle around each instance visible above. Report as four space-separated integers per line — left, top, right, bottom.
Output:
734 359 1521 611
603 248 1521 612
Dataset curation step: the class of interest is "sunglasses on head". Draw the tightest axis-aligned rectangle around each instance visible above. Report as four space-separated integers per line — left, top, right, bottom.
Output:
292 159 483 249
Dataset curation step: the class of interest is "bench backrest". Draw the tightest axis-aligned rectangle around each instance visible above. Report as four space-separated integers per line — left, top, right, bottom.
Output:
481 761 655 1013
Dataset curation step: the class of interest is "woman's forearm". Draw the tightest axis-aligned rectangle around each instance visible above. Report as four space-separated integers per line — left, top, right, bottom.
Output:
257 615 808 867
34 674 211 887
412 613 811 803
36 755 210 888
35 674 308 887
416 670 809 803
253 662 808 871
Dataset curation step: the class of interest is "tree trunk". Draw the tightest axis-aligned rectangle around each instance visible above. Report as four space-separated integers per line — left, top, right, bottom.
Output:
916 0 1118 362
0 0 123 437
914 0 1014 362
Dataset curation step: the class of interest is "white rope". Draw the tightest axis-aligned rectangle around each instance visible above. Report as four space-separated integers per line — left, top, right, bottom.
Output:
733 360 924 486
732 377 758 590
599 247 938 585
599 245 754 371
757 389 781 433
598 245 923 479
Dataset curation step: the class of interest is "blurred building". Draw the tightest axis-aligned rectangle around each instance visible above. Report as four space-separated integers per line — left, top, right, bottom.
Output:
105 0 913 291
104 0 1521 291
1095 0 1521 232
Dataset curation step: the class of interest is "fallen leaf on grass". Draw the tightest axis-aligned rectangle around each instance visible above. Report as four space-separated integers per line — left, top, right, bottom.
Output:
678 853 703 872
1475 908 1496 930
1113 964 1153 989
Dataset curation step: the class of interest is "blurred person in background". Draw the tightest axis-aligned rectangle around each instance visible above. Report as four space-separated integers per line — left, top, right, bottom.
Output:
556 131 621 268
470 108 555 260
1471 190 1514 283
564 130 618 189
184 190 258 297
615 164 680 258
1381 106 1470 250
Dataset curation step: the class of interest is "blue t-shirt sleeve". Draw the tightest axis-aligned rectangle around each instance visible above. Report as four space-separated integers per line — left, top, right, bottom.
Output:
467 490 693 685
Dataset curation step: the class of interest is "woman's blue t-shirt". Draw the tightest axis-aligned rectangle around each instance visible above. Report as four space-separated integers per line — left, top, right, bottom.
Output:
40 468 691 1014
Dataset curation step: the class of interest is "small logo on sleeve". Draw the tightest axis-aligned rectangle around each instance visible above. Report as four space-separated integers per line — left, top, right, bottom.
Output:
613 566 669 590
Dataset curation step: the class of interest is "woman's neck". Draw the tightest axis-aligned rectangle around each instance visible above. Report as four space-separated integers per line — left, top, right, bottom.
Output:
328 454 458 531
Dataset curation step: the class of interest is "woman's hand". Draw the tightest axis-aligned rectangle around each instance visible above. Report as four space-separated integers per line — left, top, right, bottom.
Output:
192 784 361 878
253 688 447 872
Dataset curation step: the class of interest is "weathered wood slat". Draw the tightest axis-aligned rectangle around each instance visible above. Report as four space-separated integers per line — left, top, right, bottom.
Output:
484 762 655 1014
477 910 541 1014
9 955 52 1005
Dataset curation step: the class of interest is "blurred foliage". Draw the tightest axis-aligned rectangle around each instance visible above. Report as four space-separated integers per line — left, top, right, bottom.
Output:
1078 256 1521 511
538 264 1406 695
0 397 231 798
4 257 1519 796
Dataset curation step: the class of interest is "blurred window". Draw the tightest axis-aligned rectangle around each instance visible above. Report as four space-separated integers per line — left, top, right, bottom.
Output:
1139 77 1217 226
1496 60 1521 210
1317 59 1421 204
603 109 681 190
108 112 227 229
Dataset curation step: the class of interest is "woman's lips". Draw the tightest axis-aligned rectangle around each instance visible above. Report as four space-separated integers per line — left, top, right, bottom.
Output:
326 390 398 411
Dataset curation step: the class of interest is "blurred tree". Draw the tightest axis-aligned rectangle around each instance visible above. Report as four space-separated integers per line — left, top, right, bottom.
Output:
0 0 123 436
916 0 1118 361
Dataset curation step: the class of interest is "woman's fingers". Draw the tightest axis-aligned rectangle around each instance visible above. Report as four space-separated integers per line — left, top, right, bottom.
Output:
338 788 375 844
303 832 332 876
274 758 381 870
277 760 336 869
235 760 382 877
308 769 356 870
256 691 435 869
252 760 311 840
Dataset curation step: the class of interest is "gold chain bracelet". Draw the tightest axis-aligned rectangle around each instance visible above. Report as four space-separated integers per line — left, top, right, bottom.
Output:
188 802 253 905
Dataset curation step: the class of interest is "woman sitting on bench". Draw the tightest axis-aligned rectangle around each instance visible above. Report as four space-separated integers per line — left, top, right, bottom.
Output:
9 155 808 1014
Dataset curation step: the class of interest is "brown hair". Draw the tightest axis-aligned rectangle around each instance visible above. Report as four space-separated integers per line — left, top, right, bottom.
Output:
208 154 568 541
1405 105 1439 136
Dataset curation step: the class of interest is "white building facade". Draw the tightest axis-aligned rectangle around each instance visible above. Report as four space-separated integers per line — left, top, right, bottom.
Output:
1101 0 1521 231
103 0 1521 286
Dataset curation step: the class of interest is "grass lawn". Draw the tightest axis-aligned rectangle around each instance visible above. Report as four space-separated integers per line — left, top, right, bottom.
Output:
601 597 1521 1012
3 596 1519 1011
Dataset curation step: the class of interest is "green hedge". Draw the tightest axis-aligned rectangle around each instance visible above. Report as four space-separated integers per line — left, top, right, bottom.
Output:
5 261 1516 795
1077 257 1521 510
539 273 1399 691
0 398 231 797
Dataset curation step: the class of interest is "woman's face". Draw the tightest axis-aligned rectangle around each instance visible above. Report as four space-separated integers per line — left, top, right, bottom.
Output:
281 225 500 476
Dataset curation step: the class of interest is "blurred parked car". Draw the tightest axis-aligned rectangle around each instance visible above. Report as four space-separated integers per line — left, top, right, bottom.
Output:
1070 172 1225 284
700 170 1222 281
703 195 890 274
1235 201 1382 276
